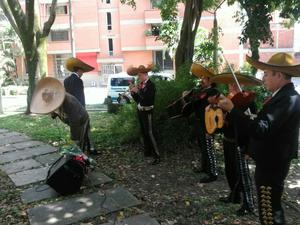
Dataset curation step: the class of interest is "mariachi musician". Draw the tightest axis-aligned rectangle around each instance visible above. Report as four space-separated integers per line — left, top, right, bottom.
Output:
127 65 160 165
209 72 262 216
30 77 98 155
190 63 220 183
218 53 300 225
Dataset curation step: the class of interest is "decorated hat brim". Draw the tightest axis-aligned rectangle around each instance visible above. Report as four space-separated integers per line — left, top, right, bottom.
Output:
246 55 300 77
65 58 94 72
210 72 262 86
30 77 66 114
191 63 214 79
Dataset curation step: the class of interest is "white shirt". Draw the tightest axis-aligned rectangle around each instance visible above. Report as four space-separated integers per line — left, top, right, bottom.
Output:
272 88 281 97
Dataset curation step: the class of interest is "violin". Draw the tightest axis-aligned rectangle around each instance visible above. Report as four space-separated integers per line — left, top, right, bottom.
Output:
204 51 257 134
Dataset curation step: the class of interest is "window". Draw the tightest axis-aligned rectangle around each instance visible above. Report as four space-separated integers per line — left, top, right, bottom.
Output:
102 64 122 74
48 5 68 15
154 50 173 70
108 38 113 56
106 0 111 3
107 12 112 30
54 54 72 78
50 30 69 41
150 0 162 9
111 78 134 86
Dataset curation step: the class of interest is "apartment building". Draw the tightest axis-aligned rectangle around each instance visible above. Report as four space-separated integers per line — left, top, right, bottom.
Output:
15 0 300 85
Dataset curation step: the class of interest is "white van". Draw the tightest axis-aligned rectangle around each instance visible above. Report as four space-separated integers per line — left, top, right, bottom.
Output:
107 72 135 104
106 71 174 104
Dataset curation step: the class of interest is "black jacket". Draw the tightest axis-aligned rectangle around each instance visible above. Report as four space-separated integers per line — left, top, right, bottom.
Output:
193 86 220 123
64 73 85 107
228 83 300 166
53 93 89 126
131 79 156 107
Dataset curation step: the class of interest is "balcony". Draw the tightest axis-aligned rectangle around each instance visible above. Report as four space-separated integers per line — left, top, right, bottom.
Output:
144 10 162 24
145 36 163 50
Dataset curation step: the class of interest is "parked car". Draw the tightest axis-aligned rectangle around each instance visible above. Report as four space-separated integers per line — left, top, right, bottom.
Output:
106 71 173 104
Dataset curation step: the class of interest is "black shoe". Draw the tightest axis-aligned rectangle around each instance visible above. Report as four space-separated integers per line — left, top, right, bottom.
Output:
200 175 217 183
151 158 160 165
219 196 231 203
193 167 207 173
219 195 241 204
236 207 254 216
88 150 100 155
144 152 153 157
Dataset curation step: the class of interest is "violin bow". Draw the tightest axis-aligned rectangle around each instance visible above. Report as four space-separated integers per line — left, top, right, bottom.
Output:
219 50 253 116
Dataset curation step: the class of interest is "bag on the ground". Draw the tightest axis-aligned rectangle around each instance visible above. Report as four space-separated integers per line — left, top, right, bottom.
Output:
46 153 87 195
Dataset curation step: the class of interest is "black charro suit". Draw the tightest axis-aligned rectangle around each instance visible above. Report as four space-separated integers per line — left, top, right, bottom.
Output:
228 83 300 224
131 79 160 159
64 73 85 107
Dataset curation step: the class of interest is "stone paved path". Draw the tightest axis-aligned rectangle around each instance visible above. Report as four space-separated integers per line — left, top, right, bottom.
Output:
0 129 159 225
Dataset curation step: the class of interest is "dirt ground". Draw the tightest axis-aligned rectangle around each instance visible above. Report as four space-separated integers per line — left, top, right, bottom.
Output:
0 143 299 225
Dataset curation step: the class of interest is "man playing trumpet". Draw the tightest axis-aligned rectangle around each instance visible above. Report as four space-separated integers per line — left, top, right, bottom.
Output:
127 65 160 165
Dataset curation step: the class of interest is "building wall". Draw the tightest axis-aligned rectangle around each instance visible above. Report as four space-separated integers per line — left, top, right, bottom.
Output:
14 0 299 83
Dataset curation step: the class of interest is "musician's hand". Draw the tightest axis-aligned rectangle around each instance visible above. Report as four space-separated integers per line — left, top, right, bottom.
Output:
130 86 138 93
218 95 234 112
205 105 211 111
182 90 189 97
50 112 57 119
245 154 251 160
207 95 219 104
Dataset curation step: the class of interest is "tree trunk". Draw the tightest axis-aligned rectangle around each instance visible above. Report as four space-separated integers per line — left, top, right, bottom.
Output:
0 86 3 114
212 13 219 73
37 37 48 78
175 0 203 77
249 38 259 74
25 54 38 114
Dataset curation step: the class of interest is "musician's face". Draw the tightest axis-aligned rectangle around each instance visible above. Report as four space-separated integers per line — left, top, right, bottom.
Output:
201 76 210 87
138 73 148 82
263 70 281 92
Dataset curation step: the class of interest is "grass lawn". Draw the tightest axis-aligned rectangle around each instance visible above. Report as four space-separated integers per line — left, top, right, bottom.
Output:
0 112 118 148
0 112 299 225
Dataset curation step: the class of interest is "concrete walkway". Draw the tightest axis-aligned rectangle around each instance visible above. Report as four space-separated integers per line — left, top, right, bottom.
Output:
0 129 159 225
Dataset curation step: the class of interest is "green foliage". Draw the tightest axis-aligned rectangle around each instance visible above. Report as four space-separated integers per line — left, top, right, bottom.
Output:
92 104 140 148
193 28 222 69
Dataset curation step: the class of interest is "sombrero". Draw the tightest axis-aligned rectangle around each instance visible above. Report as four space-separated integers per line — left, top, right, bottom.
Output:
210 72 262 86
127 65 153 76
65 57 94 72
30 77 66 114
190 63 214 79
246 53 300 77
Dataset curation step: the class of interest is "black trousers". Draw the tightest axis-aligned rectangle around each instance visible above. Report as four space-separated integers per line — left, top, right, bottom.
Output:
223 139 255 209
195 118 217 176
137 110 160 158
255 161 291 225
223 139 240 199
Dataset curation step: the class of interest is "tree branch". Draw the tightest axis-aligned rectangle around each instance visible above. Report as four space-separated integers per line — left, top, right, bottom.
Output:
26 0 35 34
7 0 27 34
42 0 57 37
0 0 21 37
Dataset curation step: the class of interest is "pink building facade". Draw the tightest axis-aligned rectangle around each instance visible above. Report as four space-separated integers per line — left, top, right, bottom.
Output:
17 0 300 85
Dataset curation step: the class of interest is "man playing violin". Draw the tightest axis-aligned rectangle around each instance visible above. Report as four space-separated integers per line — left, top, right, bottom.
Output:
218 53 300 225
209 72 262 216
190 63 220 183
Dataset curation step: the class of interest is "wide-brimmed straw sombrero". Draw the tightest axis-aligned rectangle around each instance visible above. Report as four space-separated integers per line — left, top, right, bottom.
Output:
30 77 66 114
65 57 94 72
190 63 214 79
246 53 300 77
210 72 262 86
127 65 153 76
